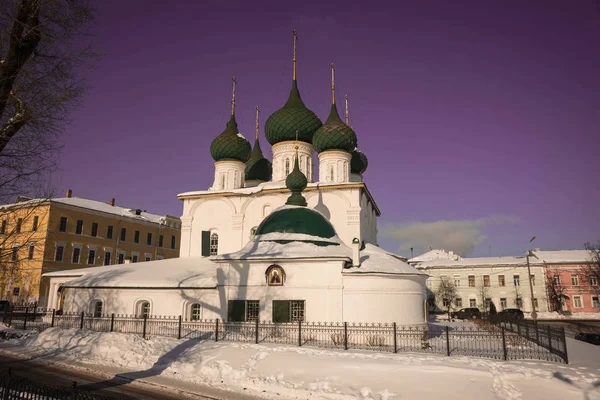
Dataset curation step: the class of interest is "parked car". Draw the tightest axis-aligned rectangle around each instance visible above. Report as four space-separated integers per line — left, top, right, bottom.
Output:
493 308 524 322
451 308 481 320
0 300 10 313
575 333 600 346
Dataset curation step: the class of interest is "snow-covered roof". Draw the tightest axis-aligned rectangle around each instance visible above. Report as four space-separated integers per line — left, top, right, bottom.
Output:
43 257 216 288
532 250 593 264
347 244 427 275
417 256 531 269
408 249 461 263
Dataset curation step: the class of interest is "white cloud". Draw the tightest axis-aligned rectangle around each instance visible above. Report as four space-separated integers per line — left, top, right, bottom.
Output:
380 215 518 257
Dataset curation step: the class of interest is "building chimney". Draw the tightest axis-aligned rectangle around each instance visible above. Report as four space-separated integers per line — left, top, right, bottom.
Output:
66 189 72 198
352 238 361 267
110 198 115 206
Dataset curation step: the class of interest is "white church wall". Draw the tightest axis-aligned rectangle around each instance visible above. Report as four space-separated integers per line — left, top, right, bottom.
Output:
342 274 428 325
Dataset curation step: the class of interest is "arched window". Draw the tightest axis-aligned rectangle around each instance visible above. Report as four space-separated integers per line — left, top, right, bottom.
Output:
343 161 348 181
137 301 151 318
285 158 290 176
210 233 219 256
330 165 335 182
234 170 240 187
221 174 226 189
93 300 103 318
170 235 176 249
190 303 202 321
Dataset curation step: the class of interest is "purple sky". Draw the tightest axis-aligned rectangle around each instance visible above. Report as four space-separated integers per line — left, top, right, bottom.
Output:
58 0 600 258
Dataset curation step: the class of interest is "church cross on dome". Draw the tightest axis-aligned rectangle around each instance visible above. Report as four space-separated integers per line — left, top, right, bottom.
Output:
231 76 237 115
255 106 260 141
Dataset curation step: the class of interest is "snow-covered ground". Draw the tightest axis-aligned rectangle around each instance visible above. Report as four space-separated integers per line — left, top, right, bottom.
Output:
534 312 600 320
1 327 599 400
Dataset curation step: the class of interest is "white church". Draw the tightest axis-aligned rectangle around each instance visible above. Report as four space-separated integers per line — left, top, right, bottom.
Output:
44 33 428 325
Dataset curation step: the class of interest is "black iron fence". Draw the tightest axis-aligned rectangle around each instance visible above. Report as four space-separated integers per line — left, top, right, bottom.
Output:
0 368 114 400
1 307 568 363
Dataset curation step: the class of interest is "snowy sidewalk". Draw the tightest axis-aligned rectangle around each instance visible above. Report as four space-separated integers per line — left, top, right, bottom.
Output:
0 327 599 400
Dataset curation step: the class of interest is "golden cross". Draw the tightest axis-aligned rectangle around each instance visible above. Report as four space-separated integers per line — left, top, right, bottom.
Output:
345 94 349 125
231 76 237 115
293 30 297 80
331 63 335 104
255 106 260 140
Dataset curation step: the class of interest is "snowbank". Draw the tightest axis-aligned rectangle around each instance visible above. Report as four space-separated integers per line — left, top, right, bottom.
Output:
535 312 600 321
2 328 599 399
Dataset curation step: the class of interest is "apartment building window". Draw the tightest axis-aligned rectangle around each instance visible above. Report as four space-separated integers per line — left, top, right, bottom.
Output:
107 226 113 239
59 217 67 232
91 223 98 237
134 230 140 243
16 218 22 233
453 275 460 287
553 275 561 285
72 247 81 264
498 275 505 287
592 296 599 308
145 254 151 262
87 249 96 265
469 299 476 307
146 233 152 246
32 216 38 231
591 276 598 286
455 298 462 307
159 235 164 247
13 287 20 296
228 300 260 322
171 235 176 249
468 275 475 287
484 298 492 308
571 275 579 286
483 275 490 287
120 228 126 242
500 298 507 309
442 298 451 308
103 251 112 266
28 244 34 260
117 252 125 264
530 274 535 286
76 220 83 235
11 246 18 262
0 220 6 234
516 298 523 308
513 275 520 286
132 254 138 263
573 296 583 308
55 245 64 262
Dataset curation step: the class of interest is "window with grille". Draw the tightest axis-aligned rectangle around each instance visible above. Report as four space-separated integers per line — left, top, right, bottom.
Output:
571 275 579 286
291 301 305 322
91 222 98 237
138 301 151 318
55 245 64 262
28 244 34 260
246 300 259 321
498 275 505 287
76 220 83 235
94 301 103 318
190 304 202 320
147 233 152 246
483 275 490 287
103 251 111 265
468 275 475 287
32 216 39 231
500 298 507 309
227 300 260 322
72 248 81 263
272 300 305 322
210 233 218 255
513 275 520 286
88 249 96 265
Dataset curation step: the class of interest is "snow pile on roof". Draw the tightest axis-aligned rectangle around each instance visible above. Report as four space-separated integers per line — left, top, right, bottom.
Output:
217 238 352 261
178 180 361 197
52 197 172 224
256 232 341 244
532 250 593 264
5 328 599 400
43 257 216 288
347 244 425 275
408 249 461 263
417 256 529 269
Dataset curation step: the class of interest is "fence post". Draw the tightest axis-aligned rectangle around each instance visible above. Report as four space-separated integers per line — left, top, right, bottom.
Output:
215 319 219 342
110 313 115 332
51 309 55 327
298 320 302 347
547 325 552 351
255 318 259 344
7 306 13 327
3 368 12 400
1 305 7 325
79 311 84 330
501 327 507 361
344 322 348 351
72 381 78 400
142 315 148 339
525 323 529 340
393 322 397 354
562 327 569 364
445 325 450 356
178 315 182 340
23 307 29 330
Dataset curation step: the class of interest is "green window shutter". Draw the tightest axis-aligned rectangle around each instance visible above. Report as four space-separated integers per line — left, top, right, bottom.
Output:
272 300 290 323
201 231 211 256
228 300 246 322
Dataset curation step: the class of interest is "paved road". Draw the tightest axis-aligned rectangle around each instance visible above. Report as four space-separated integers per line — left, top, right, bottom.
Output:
0 353 216 400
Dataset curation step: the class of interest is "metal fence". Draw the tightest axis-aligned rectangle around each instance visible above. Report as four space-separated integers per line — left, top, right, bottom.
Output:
1 307 568 363
0 368 114 400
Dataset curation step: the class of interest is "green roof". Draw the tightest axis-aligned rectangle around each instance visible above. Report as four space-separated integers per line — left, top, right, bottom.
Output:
210 115 252 163
264 80 322 145
255 206 337 239
312 104 357 153
285 152 307 206
245 139 272 181
351 148 368 174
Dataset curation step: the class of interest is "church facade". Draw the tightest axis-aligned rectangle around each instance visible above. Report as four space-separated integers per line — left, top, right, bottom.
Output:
43 32 428 325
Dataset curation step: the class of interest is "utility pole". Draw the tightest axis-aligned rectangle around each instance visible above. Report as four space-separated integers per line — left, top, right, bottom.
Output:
526 236 538 321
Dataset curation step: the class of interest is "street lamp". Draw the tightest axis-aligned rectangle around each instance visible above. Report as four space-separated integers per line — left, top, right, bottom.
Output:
525 236 538 321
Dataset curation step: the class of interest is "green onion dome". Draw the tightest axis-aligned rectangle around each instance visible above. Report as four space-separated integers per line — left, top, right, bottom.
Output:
255 205 337 240
245 139 272 181
284 153 308 206
264 80 323 145
350 148 368 174
312 104 357 153
210 115 252 163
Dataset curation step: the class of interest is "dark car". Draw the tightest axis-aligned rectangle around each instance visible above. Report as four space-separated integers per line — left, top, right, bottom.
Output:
451 308 481 320
0 300 10 313
575 333 600 346
494 308 524 322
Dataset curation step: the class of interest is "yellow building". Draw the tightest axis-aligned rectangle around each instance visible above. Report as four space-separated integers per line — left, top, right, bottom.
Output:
0 190 181 306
